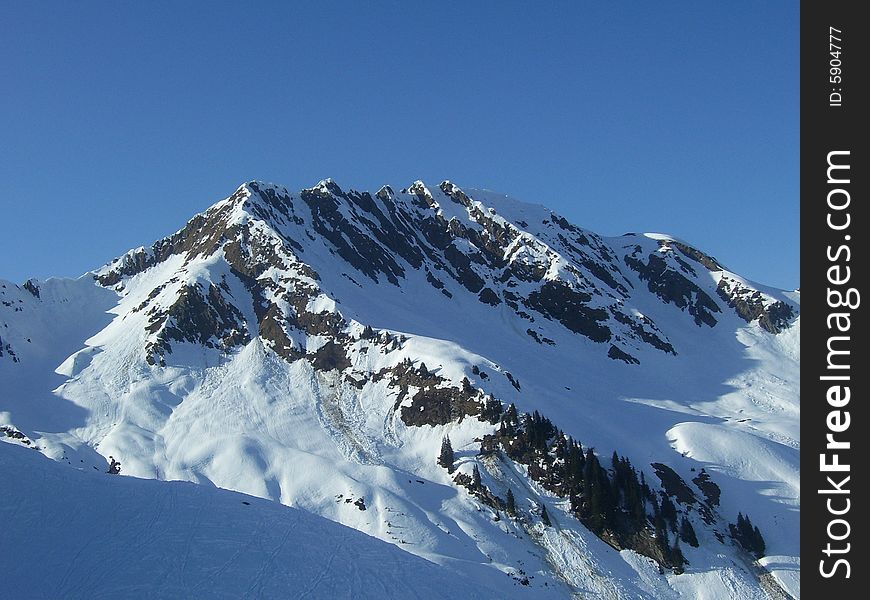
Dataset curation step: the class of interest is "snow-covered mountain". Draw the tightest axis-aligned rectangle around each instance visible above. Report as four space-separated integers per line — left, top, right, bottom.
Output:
1 180 799 599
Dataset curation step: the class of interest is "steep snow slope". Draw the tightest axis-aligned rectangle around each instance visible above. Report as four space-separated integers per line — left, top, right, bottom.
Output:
0 442 509 599
0 180 799 599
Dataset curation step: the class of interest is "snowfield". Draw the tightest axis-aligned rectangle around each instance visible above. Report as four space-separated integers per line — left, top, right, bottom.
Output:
0 442 509 599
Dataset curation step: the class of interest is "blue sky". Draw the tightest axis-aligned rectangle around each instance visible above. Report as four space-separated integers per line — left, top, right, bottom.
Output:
1 2 798 289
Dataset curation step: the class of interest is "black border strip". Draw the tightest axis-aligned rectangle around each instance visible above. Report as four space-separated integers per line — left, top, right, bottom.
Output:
802 2 867 596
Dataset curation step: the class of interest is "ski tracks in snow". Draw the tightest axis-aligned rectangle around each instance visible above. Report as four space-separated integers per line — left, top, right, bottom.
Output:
243 516 301 599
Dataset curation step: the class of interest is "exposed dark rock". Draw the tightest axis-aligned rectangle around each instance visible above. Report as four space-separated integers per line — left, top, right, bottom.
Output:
344 190 425 270
607 345 640 364
673 241 724 272
439 181 472 207
443 244 485 293
300 187 406 285
311 340 351 371
256 304 300 361
716 277 795 333
408 181 438 209
526 281 611 343
478 287 501 306
624 254 720 327
293 303 345 338
1 425 31 444
612 311 676 355
23 280 40 298
0 336 20 362
651 463 697 505
471 365 491 381
505 256 548 283
99 190 248 286
375 185 394 202
400 385 482 427
416 214 454 251
551 214 575 231
505 372 521 391
385 361 487 427
425 271 445 290
133 283 170 313
501 290 520 310
758 302 796 333
146 283 249 364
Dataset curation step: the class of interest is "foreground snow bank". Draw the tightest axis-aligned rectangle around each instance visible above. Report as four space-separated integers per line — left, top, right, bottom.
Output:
0 442 504 600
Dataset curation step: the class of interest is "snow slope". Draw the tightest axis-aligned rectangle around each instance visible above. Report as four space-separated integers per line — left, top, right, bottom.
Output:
0 442 508 599
0 179 800 599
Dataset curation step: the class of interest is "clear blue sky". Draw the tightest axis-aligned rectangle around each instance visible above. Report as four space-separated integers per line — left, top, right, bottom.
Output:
1 1 798 289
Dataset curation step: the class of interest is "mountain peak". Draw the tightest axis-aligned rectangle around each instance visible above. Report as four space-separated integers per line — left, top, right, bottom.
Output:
311 177 344 196
1 177 800 599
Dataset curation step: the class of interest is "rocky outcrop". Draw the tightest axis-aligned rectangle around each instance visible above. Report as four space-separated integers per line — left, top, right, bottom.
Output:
624 250 721 328
145 282 249 365
716 276 796 333
526 281 611 342
96 179 796 377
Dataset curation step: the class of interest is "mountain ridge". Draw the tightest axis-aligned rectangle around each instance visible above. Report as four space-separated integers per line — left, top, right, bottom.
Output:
1 179 800 599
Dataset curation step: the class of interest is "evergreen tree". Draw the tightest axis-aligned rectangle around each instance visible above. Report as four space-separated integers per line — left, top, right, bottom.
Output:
660 494 678 532
729 512 766 557
502 403 519 434
652 496 667 543
582 449 614 533
640 471 651 500
621 464 645 528
419 362 430 378
564 439 584 496
482 397 503 424
752 526 766 556
679 516 699 547
506 488 517 516
554 432 567 461
670 535 685 569
472 464 482 490
541 504 551 527
438 435 455 473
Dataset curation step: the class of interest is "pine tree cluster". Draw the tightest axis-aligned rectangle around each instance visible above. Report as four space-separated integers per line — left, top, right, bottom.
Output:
433 397 733 570
729 512 765 557
438 435 455 473
505 488 517 516
476 402 691 569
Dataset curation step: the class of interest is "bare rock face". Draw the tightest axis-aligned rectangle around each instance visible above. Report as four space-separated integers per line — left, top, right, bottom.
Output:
716 276 796 333
145 283 249 365
93 180 797 375
623 248 721 328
